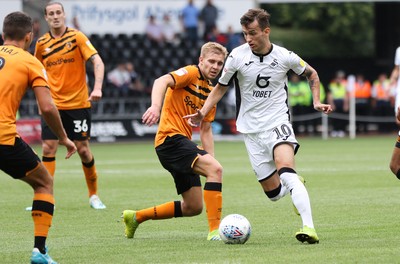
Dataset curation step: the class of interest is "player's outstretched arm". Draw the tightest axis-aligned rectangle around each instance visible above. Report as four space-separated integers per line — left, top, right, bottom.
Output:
142 74 173 126
184 83 229 126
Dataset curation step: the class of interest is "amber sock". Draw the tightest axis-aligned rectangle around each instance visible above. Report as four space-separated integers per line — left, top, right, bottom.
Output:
203 182 222 232
42 156 56 177
136 201 182 223
82 158 97 197
31 193 55 253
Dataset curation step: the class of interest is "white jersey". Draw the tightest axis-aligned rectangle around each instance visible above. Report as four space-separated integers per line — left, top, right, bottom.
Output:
219 43 306 133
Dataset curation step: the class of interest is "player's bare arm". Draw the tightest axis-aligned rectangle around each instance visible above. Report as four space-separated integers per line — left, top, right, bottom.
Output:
302 64 333 114
184 83 229 127
142 74 174 126
34 86 77 159
200 121 215 157
88 54 104 102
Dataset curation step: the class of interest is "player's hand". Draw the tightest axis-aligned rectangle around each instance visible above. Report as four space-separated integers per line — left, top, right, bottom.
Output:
314 103 333 114
58 138 77 159
88 89 102 102
142 106 160 126
183 109 204 127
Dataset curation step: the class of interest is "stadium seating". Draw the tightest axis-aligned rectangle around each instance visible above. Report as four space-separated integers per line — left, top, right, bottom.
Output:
19 33 205 118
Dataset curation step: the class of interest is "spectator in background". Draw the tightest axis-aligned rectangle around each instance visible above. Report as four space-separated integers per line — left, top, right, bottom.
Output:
200 0 218 41
205 25 227 46
108 62 146 97
125 62 146 96
28 18 41 54
145 15 164 44
226 25 243 52
371 73 394 132
107 62 131 96
162 13 178 45
353 73 372 133
288 74 310 135
327 70 349 137
180 0 199 44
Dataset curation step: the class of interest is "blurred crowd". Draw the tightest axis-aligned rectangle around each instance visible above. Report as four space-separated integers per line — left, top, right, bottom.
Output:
288 70 397 136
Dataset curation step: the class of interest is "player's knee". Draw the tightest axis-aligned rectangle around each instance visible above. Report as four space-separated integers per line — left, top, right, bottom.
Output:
42 141 57 155
214 164 223 180
265 184 282 202
181 199 203 216
77 147 91 160
186 204 203 216
206 164 223 182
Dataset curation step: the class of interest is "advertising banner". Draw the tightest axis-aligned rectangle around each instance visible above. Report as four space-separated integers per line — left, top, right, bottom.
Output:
61 0 254 34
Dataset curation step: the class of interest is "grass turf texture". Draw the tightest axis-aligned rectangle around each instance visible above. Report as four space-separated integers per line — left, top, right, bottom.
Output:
0 135 399 263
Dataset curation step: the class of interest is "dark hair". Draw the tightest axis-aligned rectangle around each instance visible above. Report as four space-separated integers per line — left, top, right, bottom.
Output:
240 8 271 30
2 11 32 41
44 1 65 15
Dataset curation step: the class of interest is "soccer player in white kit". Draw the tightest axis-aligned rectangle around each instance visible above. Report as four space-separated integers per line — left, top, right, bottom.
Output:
185 8 332 244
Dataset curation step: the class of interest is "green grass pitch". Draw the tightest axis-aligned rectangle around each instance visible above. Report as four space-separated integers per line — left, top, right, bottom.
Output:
0 135 399 263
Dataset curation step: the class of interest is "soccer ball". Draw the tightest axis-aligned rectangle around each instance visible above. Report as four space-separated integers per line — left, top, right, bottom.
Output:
219 214 251 244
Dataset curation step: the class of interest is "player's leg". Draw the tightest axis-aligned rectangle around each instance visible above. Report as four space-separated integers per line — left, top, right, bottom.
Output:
67 108 106 209
0 137 57 262
242 132 289 202
76 140 100 202
123 135 205 238
74 139 105 209
389 131 400 178
274 143 319 244
193 153 223 240
41 117 59 176
22 165 56 255
122 174 203 239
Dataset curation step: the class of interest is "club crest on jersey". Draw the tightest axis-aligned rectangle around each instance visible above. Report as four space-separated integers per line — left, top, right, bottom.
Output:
65 42 73 50
269 59 278 68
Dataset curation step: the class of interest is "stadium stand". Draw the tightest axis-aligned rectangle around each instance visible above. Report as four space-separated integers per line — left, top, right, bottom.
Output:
19 33 222 119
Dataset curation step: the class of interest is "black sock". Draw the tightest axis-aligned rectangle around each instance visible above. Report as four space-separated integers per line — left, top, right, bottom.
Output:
34 236 46 254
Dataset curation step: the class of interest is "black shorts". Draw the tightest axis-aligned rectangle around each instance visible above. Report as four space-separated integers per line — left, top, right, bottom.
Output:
0 137 41 179
42 108 91 141
156 134 208 194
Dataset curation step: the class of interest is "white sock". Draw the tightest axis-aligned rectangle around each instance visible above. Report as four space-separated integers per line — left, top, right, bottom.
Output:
280 172 314 228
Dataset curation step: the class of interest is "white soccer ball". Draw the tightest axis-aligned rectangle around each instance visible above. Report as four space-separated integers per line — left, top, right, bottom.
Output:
219 214 251 244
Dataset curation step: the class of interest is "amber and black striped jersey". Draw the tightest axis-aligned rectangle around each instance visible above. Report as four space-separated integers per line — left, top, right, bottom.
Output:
155 65 217 147
0 45 49 145
34 27 97 110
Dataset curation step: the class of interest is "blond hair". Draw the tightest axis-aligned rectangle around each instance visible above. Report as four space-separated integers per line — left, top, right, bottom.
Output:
200 42 228 59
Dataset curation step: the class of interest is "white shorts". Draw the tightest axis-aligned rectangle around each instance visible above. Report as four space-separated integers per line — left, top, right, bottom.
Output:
243 122 299 182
